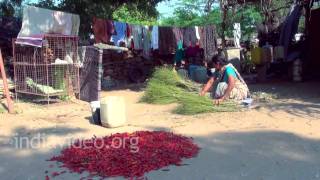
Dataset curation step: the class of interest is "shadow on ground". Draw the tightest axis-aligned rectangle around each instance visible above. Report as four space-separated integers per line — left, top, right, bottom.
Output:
143 127 320 180
249 81 320 102
250 81 320 119
263 101 320 119
0 126 88 179
1 125 320 180
103 83 146 92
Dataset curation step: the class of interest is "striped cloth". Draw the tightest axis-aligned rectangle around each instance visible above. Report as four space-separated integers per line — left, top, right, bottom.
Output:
199 25 218 62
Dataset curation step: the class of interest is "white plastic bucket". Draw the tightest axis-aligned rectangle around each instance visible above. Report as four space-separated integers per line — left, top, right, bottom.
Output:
100 96 127 128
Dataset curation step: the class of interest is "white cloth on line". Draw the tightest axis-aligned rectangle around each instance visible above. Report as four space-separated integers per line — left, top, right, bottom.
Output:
151 26 159 49
18 6 80 38
195 26 200 40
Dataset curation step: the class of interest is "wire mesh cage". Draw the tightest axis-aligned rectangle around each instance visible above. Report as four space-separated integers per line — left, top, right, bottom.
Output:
13 35 80 101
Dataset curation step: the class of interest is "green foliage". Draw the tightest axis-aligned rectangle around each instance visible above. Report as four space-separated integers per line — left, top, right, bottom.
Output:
0 0 24 17
160 0 263 40
112 4 158 25
174 95 237 115
227 6 263 40
269 0 293 21
141 67 238 115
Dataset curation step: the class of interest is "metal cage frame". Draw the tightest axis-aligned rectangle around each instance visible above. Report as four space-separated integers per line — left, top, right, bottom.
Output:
12 34 80 103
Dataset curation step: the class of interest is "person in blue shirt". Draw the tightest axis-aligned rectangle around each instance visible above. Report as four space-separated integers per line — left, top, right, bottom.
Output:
200 54 249 105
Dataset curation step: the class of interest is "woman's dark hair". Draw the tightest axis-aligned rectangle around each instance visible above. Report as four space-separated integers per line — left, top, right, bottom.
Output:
211 53 227 66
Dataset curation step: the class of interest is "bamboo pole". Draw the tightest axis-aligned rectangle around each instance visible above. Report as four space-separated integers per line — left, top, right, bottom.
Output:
0 49 14 114
220 0 229 60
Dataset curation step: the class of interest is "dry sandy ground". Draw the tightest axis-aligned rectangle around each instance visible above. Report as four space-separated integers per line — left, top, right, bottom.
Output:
0 82 320 180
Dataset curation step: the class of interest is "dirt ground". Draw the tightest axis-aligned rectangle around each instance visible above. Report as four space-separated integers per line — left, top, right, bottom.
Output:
0 81 320 180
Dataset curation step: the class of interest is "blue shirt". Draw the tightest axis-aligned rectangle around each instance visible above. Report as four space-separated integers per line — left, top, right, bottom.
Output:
111 21 127 46
213 66 237 83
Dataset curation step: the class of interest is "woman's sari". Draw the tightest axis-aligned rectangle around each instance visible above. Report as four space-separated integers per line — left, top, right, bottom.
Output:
213 63 249 100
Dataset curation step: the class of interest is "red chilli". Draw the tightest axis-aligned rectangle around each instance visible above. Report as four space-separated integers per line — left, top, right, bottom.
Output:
49 131 200 179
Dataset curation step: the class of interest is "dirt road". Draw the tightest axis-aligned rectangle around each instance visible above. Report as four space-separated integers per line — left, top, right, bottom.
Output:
0 82 320 180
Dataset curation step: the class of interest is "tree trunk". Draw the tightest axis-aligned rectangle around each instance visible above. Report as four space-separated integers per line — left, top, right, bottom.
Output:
220 0 228 60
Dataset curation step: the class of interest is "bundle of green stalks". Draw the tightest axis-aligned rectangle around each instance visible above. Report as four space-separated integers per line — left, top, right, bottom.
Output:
141 67 238 115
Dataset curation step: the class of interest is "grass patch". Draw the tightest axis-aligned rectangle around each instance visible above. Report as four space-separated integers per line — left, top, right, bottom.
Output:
141 67 238 115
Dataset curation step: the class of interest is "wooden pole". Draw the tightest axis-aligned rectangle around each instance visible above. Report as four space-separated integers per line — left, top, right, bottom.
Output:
220 0 229 60
0 49 14 114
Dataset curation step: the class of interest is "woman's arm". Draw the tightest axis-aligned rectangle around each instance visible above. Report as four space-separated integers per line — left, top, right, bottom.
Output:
200 77 215 96
214 75 235 105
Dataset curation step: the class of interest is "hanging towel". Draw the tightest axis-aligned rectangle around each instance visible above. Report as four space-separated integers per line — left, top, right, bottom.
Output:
111 21 127 46
199 25 218 62
174 48 185 64
183 27 197 47
151 26 159 49
131 24 143 50
142 26 151 59
173 27 184 44
93 18 108 44
195 26 200 40
125 23 132 48
159 26 176 54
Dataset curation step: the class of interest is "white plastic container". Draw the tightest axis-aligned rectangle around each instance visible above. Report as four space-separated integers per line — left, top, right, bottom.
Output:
100 96 127 128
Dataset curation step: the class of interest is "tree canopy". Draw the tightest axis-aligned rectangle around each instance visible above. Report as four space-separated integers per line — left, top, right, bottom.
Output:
1 0 296 41
160 0 263 40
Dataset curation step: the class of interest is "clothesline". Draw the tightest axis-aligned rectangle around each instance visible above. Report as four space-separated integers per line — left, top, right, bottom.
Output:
14 6 219 61
93 18 214 29
92 17 218 61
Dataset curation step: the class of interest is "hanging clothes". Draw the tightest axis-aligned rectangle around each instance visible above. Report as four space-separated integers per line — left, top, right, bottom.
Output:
195 26 201 40
183 27 197 47
142 25 152 59
199 25 218 62
16 6 80 47
125 23 132 48
159 26 176 54
279 4 303 60
185 45 201 58
17 6 80 37
173 27 184 44
92 18 107 44
111 21 127 47
92 18 115 44
174 47 185 65
131 24 143 50
177 40 183 50
151 26 159 50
